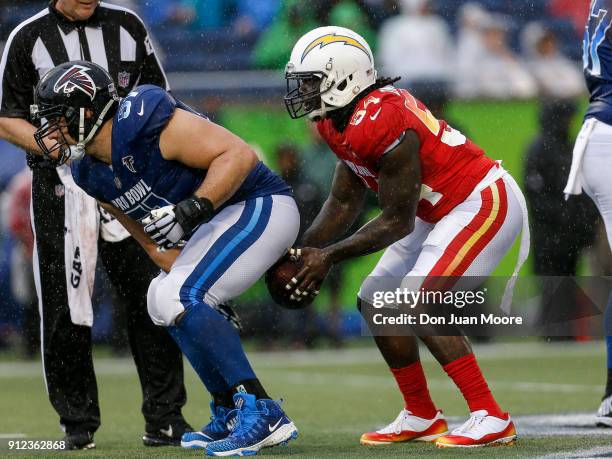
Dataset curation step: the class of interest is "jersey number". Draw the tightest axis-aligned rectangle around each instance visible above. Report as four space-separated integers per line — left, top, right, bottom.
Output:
395 88 466 147
400 90 440 136
584 2 611 76
419 183 443 206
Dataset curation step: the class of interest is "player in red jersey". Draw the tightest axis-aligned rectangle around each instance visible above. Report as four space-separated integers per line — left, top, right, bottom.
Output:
283 26 529 448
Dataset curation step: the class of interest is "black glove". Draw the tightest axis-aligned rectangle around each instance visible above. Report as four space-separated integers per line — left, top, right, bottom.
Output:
174 195 215 235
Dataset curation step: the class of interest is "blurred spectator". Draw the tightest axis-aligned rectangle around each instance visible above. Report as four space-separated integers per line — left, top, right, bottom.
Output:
359 0 401 29
275 143 323 346
139 0 194 28
140 0 238 30
252 0 317 69
277 143 323 230
302 123 337 193
4 169 37 357
524 99 599 333
409 82 469 135
377 0 452 85
233 0 280 37
456 13 537 99
548 0 590 37
276 143 346 346
522 21 585 98
329 0 377 50
455 2 489 96
0 140 26 192
0 1 41 41
178 0 234 30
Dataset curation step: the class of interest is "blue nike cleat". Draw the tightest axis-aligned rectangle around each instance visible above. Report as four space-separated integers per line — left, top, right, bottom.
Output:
181 402 234 449
205 393 298 456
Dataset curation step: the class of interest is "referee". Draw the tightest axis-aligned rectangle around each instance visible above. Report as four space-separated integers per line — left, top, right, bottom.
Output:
0 0 192 449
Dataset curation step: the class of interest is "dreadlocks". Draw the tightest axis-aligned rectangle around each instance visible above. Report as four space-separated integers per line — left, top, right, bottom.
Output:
328 76 401 133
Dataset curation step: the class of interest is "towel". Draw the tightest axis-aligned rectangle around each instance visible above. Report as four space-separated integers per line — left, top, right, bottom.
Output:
57 165 99 327
564 117 597 199
98 204 131 242
500 174 531 314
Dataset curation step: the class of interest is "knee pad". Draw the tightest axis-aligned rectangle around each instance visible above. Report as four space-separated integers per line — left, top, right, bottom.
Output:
147 274 185 327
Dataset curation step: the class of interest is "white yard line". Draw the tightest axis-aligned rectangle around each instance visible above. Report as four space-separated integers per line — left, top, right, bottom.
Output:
531 446 612 458
0 359 136 378
0 433 27 438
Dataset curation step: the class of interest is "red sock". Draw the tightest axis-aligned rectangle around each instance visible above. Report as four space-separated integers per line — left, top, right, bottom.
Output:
390 361 438 419
443 353 504 418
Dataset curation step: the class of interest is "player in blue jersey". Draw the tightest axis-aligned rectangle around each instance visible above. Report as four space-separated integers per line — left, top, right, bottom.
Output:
565 0 612 427
30 61 300 455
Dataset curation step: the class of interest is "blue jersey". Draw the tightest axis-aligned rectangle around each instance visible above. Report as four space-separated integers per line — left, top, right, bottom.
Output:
584 0 612 124
72 85 291 221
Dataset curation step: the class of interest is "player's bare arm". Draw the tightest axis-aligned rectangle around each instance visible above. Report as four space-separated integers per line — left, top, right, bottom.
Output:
301 160 367 248
0 117 49 155
292 130 422 293
159 108 259 209
99 201 180 273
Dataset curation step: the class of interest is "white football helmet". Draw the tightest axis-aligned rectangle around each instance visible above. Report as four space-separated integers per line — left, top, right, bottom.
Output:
284 26 377 119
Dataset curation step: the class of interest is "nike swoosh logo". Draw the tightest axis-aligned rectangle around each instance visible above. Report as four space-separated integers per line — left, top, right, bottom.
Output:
160 425 173 437
268 418 283 432
138 101 145 116
370 107 382 121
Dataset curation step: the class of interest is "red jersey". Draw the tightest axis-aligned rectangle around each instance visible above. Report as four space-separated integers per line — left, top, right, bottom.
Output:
317 86 496 223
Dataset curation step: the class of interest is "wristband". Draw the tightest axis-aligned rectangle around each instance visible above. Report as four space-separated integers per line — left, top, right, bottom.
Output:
174 195 214 234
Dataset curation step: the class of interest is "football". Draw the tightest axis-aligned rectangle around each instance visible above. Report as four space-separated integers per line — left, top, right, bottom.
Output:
265 256 314 309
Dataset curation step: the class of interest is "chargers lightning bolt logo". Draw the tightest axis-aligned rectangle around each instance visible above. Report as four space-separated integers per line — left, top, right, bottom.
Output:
301 33 371 63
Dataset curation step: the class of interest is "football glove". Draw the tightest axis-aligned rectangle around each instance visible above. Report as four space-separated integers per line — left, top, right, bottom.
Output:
142 196 214 248
142 205 183 248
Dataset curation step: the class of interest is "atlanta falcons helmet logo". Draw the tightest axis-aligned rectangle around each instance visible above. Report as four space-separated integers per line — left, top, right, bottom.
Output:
122 155 136 173
53 64 97 100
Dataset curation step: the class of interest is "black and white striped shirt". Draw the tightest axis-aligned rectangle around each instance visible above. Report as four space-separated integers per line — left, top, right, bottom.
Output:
0 1 168 123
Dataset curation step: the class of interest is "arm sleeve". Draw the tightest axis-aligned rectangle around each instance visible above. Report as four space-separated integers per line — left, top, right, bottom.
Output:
0 30 37 119
131 12 169 90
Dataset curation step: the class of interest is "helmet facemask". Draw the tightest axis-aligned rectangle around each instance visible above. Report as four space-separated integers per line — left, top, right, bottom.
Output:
31 94 116 166
284 70 330 119
30 103 80 166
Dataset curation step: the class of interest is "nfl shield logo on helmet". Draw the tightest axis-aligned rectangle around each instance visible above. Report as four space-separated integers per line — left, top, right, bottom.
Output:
117 71 130 89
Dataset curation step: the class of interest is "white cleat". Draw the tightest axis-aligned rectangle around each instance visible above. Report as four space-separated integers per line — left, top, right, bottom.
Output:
360 410 448 445
596 394 612 427
435 410 517 448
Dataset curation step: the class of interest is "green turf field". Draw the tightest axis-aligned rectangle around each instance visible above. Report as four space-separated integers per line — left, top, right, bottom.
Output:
1 340 611 458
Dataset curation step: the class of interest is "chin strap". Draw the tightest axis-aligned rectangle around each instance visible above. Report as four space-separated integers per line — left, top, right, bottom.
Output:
81 99 117 145
69 144 86 161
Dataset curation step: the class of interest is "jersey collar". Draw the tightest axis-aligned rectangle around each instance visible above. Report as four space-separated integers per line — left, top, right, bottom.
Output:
49 1 102 34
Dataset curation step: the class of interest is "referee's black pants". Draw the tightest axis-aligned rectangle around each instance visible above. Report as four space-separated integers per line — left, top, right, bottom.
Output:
31 167 187 435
